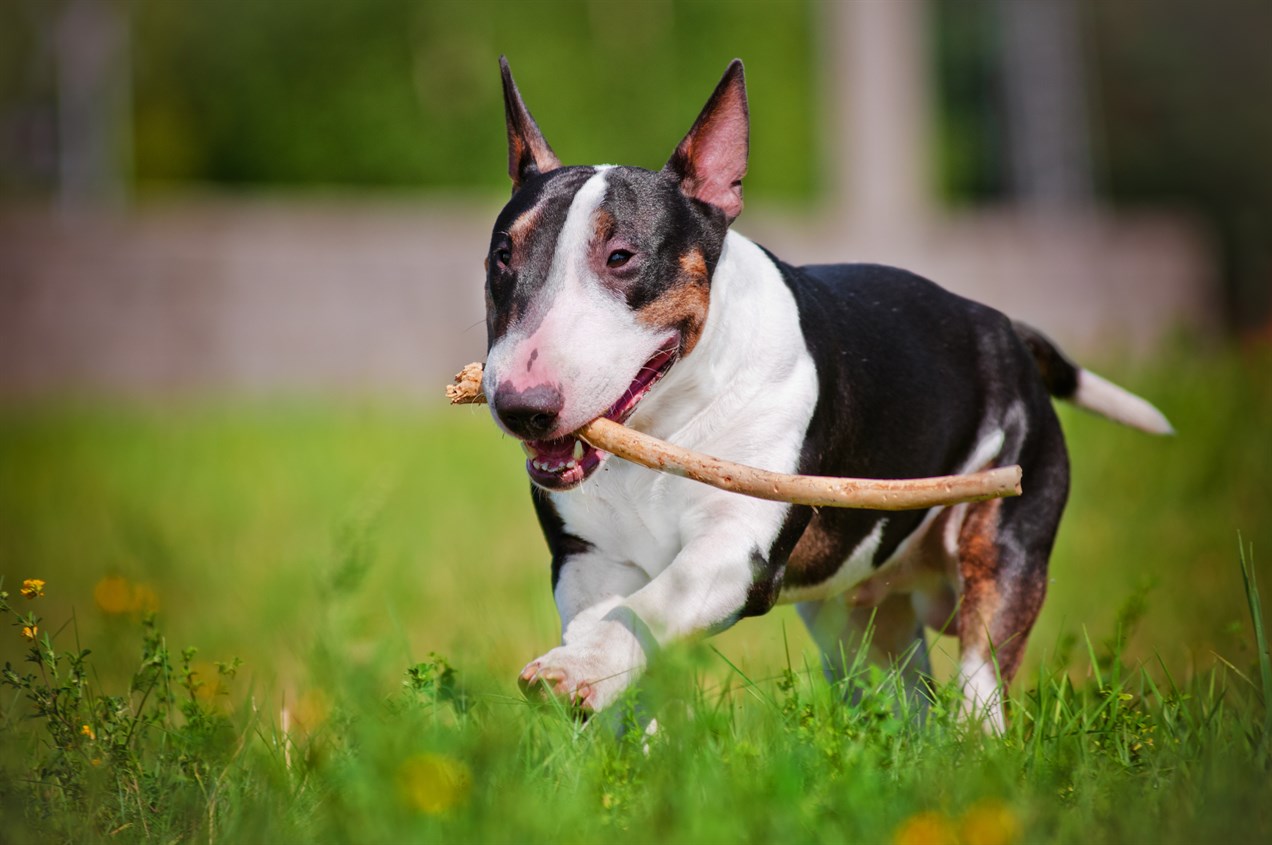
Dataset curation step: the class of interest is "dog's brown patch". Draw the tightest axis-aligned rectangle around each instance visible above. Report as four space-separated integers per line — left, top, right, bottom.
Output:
954 497 1044 683
636 249 711 354
787 512 841 578
954 497 1003 648
678 249 708 281
958 498 1002 584
508 205 542 252
591 209 616 246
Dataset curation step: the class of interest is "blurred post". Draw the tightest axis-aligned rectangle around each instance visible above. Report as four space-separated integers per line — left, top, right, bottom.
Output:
831 0 933 234
55 0 131 212
997 0 1094 211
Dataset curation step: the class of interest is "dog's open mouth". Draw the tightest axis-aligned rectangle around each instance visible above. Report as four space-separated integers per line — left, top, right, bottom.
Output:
522 341 678 491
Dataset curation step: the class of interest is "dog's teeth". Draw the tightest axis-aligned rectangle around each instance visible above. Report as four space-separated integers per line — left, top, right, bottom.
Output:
565 460 578 470
573 440 584 460
522 442 539 458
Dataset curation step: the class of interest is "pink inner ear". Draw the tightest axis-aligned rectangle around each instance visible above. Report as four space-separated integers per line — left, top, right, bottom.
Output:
675 85 748 220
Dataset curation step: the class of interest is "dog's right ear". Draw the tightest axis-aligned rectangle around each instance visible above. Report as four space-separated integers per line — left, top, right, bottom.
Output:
500 56 561 192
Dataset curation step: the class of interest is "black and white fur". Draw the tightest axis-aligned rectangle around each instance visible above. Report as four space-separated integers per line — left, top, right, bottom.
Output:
481 58 1172 729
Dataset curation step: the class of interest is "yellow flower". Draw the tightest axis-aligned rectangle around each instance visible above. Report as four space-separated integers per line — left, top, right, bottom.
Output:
94 576 133 614
959 799 1021 845
81 724 96 740
894 811 958 845
21 625 38 640
94 576 159 615
20 579 45 599
131 583 160 613
397 753 472 815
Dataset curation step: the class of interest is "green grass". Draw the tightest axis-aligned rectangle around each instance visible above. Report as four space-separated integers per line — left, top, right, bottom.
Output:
1 342 1270 843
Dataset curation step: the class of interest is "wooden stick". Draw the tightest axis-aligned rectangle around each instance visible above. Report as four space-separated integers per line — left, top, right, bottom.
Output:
447 363 1022 511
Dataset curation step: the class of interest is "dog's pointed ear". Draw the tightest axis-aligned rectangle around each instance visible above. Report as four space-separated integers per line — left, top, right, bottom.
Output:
664 59 749 222
500 56 561 192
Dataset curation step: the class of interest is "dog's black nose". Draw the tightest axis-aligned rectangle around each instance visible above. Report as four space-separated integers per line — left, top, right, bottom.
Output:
493 382 565 440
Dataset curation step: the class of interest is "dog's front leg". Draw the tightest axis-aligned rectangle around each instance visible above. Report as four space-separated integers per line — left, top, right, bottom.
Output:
522 526 777 712
519 549 651 709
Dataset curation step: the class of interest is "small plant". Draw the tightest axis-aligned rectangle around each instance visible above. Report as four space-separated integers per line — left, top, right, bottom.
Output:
0 579 243 839
401 653 468 715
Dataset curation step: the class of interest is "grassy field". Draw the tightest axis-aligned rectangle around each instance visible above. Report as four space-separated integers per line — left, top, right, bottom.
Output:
0 342 1269 843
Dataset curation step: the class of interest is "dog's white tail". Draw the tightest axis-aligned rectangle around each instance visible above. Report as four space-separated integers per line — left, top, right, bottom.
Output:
1013 321 1174 435
1070 369 1174 435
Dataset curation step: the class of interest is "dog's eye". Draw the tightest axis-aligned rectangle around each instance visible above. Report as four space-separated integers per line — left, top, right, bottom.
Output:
606 250 633 269
494 247 512 268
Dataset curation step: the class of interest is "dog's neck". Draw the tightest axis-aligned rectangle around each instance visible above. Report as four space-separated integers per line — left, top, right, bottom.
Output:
626 230 810 446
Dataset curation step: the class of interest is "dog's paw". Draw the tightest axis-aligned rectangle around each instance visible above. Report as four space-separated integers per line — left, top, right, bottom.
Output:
518 641 641 713
517 658 595 713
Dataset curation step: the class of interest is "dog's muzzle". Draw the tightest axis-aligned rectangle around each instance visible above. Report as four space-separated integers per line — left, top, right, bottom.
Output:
490 338 680 492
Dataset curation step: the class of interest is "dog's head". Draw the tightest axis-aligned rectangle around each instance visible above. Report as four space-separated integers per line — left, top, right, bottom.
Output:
483 58 749 491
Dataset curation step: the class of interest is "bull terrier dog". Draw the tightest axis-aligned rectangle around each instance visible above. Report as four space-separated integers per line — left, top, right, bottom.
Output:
480 57 1172 729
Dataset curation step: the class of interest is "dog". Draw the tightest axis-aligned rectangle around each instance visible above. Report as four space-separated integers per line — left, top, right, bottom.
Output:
480 57 1172 729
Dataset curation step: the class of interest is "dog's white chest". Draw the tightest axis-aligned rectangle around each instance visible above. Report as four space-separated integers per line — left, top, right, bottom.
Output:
553 462 696 575
547 231 820 580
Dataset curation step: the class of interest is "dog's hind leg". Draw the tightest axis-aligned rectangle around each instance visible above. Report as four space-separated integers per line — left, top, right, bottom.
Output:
955 421 1069 732
797 592 931 710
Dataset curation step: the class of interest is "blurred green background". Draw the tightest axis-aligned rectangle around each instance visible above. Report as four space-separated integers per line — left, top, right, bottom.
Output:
1 0 820 198
0 0 1270 703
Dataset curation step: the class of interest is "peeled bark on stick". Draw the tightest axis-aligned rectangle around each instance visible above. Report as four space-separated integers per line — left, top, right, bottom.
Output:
447 362 1022 511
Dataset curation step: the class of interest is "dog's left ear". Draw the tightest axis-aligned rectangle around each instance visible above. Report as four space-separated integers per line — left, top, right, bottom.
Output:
665 59 749 222
500 56 562 192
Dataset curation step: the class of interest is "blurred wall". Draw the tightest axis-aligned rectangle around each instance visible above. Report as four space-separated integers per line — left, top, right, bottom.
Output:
0 200 493 397
0 200 1213 400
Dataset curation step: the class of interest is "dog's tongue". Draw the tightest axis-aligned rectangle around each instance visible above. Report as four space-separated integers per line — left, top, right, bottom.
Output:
525 436 580 461
524 433 601 489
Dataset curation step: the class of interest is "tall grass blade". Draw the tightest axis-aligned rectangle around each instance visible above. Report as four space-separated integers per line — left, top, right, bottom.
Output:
1082 625 1103 690
1236 534 1272 740
709 645 776 710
